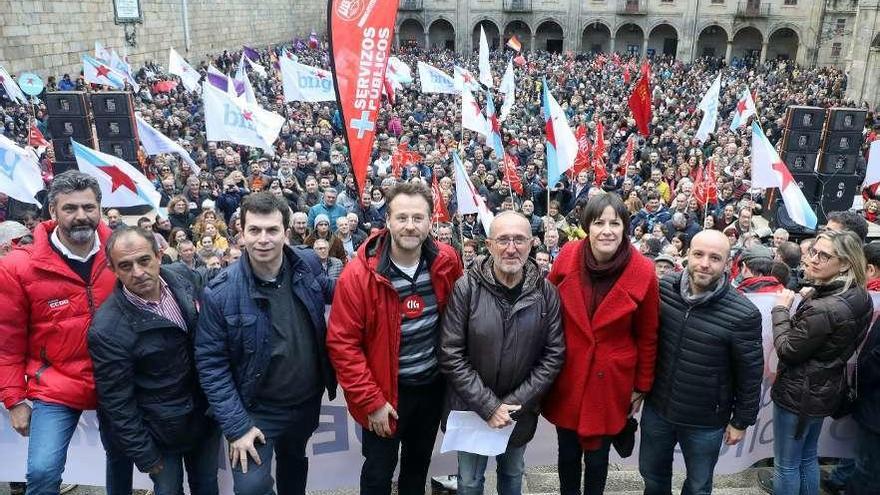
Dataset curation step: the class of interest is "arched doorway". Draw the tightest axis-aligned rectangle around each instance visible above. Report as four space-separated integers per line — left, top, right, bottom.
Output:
767 28 799 61
504 20 532 51
582 22 611 53
647 23 678 58
398 19 425 49
535 20 565 53
732 26 762 62
472 20 501 51
695 25 728 59
616 23 645 57
429 19 455 51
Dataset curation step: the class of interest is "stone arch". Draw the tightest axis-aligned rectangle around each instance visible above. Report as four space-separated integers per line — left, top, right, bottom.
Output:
732 25 763 62
582 19 613 53
767 26 800 61
504 20 532 51
398 18 425 48
535 19 565 53
428 17 455 51
695 24 729 59
647 22 679 58
615 22 646 56
472 18 502 51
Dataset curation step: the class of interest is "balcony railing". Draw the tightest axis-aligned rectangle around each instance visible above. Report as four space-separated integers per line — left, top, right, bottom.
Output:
617 0 648 15
825 0 858 11
735 2 771 18
399 0 423 11
503 0 532 12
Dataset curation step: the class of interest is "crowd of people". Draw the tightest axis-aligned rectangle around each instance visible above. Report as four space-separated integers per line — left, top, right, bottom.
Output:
1 34 880 495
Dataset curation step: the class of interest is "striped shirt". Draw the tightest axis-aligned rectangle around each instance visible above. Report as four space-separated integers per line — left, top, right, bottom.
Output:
122 277 188 331
389 258 440 385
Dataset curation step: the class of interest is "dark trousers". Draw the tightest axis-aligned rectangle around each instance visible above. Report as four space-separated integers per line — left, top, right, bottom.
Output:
231 395 322 495
359 379 444 495
150 424 221 495
556 427 612 495
847 424 880 495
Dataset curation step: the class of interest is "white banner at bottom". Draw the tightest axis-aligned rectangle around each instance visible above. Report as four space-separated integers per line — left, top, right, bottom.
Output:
1 294 875 490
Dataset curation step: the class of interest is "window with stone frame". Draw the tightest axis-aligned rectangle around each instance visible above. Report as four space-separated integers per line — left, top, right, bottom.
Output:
784 0 797 4
831 42 842 57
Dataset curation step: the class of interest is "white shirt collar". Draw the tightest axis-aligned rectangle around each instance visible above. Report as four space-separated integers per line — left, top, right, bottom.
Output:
51 227 101 263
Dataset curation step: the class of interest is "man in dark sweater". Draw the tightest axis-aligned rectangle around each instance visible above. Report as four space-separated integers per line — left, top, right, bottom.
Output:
195 193 336 495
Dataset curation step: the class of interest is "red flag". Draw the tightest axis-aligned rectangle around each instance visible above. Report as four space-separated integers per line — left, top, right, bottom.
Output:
382 76 396 105
513 54 526 67
502 154 524 196
628 76 652 136
693 160 719 206
329 0 398 195
391 143 420 179
29 124 49 148
570 124 591 178
593 157 607 187
151 80 178 93
640 60 651 80
431 175 450 223
611 53 621 66
591 119 606 165
623 65 631 85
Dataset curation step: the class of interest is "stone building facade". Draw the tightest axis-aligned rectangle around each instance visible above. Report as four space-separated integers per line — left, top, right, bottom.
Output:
396 0 880 106
0 0 326 78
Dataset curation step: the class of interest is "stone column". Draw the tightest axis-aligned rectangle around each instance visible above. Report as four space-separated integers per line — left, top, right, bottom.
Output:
610 36 617 53
425 30 430 50
725 40 733 62
531 33 537 52
760 42 768 63
395 28 401 49
642 38 649 57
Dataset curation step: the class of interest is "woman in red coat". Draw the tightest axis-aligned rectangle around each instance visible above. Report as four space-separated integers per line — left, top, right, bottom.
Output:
543 192 660 494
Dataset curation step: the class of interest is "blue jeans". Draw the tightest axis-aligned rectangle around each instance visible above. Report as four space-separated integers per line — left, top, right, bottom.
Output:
638 403 725 495
846 424 880 495
150 425 221 495
25 400 82 495
104 448 133 495
772 403 824 495
828 458 855 487
457 445 527 495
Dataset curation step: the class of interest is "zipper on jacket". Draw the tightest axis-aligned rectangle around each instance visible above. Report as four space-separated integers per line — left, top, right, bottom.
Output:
34 347 51 384
86 285 95 314
665 307 691 417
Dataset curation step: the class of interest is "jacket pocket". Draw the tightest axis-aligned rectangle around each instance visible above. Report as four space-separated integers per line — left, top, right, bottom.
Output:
224 313 259 353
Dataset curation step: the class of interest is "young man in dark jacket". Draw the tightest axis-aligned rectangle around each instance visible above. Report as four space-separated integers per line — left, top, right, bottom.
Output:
439 211 564 493
195 193 336 495
89 227 219 494
639 230 764 494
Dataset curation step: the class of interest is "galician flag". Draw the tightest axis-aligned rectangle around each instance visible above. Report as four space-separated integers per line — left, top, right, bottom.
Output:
71 140 161 211
203 83 283 154
485 89 504 159
479 25 493 88
82 54 127 90
498 58 515 122
109 49 139 92
542 78 578 187
695 74 721 143
168 48 201 92
0 134 45 205
454 66 480 93
0 65 27 104
751 122 817 229
95 41 113 64
279 57 335 102
731 87 757 130
453 151 494 235
461 85 489 136
135 115 198 173
417 62 457 94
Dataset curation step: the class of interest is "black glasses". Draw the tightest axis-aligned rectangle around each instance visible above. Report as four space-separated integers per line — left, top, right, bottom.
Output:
489 236 531 248
807 247 837 264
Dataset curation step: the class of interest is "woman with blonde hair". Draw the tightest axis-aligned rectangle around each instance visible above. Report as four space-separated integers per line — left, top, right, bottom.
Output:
767 229 872 495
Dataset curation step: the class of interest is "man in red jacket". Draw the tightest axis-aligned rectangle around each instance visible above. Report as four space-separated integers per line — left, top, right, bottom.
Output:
0 171 117 495
327 182 463 495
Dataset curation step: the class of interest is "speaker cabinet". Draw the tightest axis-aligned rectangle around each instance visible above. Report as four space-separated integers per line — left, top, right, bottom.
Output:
52 161 79 176
818 153 860 174
817 173 861 220
781 151 817 173
95 116 135 139
827 108 867 132
89 92 134 117
785 106 827 132
47 117 91 141
45 92 88 116
783 130 822 153
52 137 95 162
823 131 864 155
98 139 138 162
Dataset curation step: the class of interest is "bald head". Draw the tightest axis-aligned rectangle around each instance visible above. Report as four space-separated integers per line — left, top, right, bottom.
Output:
686 229 731 295
489 211 531 237
690 229 731 260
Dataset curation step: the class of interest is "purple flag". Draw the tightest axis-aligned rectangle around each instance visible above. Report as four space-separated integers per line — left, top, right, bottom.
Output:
242 45 260 62
206 69 245 96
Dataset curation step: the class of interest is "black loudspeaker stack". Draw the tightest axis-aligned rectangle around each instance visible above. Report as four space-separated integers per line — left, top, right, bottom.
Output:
45 91 140 176
767 106 867 233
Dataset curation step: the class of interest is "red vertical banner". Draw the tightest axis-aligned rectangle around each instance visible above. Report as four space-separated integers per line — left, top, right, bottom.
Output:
628 76 652 136
328 0 398 195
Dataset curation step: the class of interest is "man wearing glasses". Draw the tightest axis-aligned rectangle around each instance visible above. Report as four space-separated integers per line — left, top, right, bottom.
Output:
328 182 463 495
439 211 564 493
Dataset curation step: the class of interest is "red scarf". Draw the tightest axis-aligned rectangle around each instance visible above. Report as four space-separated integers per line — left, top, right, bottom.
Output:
581 238 632 316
